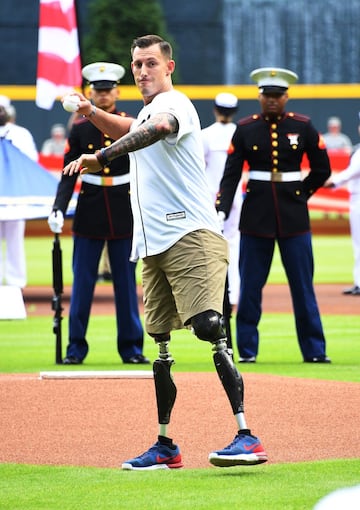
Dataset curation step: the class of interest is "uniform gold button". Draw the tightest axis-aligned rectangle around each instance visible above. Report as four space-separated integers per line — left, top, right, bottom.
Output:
104 167 110 174
272 168 278 173
271 123 277 129
88 144 94 150
292 145 297 150
104 140 111 146
273 159 278 165
296 190 300 195
272 141 278 147
272 150 278 156
253 145 258 150
272 132 278 138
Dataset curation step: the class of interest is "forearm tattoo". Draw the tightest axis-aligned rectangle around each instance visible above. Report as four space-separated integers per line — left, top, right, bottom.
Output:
105 112 179 162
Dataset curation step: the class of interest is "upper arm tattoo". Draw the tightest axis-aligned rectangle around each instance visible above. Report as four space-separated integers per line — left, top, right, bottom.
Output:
105 112 179 162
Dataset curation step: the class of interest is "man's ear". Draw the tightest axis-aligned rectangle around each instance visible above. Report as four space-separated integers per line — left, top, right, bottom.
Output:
167 60 176 75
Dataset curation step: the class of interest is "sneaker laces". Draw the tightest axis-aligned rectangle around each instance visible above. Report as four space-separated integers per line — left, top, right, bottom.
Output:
136 442 160 460
223 433 253 450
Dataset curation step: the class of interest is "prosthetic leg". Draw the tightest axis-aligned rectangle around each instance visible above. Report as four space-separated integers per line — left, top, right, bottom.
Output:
152 334 177 436
191 309 247 430
191 309 267 467
121 333 183 469
121 311 266 470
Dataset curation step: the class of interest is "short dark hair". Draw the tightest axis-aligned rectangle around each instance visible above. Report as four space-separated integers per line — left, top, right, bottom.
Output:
215 105 238 117
131 35 173 59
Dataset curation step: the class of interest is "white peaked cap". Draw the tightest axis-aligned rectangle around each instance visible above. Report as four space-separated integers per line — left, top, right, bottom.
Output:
250 67 298 93
82 62 125 88
215 92 238 108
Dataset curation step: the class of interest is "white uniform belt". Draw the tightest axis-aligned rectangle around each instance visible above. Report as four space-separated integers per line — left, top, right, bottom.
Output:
81 173 130 186
249 171 302 182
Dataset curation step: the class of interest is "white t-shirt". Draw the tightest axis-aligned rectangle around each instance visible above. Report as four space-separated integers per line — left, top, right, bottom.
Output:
129 89 222 261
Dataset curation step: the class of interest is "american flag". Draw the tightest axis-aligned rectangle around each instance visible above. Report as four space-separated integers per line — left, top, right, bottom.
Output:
36 0 82 110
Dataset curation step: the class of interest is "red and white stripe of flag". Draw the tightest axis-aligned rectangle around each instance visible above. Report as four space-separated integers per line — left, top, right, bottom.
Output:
36 0 82 110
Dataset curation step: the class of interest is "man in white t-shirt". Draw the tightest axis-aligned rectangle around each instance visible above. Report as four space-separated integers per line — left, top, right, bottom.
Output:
62 35 267 470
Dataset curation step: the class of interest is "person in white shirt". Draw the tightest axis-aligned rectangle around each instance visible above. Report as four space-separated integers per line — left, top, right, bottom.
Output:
61 34 267 470
201 92 242 344
0 97 38 288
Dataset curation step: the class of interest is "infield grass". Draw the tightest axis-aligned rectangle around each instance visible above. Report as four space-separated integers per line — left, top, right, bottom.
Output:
1 459 359 510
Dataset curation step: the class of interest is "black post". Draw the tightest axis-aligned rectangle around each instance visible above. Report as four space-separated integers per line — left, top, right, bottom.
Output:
223 274 233 353
52 233 63 364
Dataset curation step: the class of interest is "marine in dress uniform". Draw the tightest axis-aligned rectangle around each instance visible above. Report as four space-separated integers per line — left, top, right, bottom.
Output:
216 67 331 363
48 62 148 365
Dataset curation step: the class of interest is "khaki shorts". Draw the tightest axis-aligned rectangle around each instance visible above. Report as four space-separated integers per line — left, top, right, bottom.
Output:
142 229 229 335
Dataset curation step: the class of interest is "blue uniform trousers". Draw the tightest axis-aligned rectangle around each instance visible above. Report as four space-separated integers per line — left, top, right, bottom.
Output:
236 232 327 360
66 236 144 362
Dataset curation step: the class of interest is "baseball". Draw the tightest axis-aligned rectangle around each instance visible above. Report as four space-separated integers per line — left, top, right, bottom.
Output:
62 94 80 113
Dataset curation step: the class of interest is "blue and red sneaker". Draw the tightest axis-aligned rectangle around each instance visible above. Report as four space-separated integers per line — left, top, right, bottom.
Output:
122 441 183 470
209 432 267 467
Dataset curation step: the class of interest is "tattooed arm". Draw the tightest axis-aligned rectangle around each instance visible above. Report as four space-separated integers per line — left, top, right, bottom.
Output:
63 112 179 176
107 112 179 161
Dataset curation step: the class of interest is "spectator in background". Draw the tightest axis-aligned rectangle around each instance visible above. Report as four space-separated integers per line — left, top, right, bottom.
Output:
201 92 242 345
41 123 67 156
324 113 360 295
0 96 38 288
322 116 352 153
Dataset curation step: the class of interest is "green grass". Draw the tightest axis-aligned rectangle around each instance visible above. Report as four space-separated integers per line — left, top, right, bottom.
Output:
0 460 359 510
1 234 358 510
23 233 354 286
0 314 359 381
0 233 356 381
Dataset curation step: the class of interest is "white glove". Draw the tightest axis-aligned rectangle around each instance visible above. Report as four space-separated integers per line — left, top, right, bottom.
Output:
217 211 226 232
48 210 64 234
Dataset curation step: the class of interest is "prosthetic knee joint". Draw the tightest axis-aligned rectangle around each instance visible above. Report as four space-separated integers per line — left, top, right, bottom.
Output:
191 310 226 344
